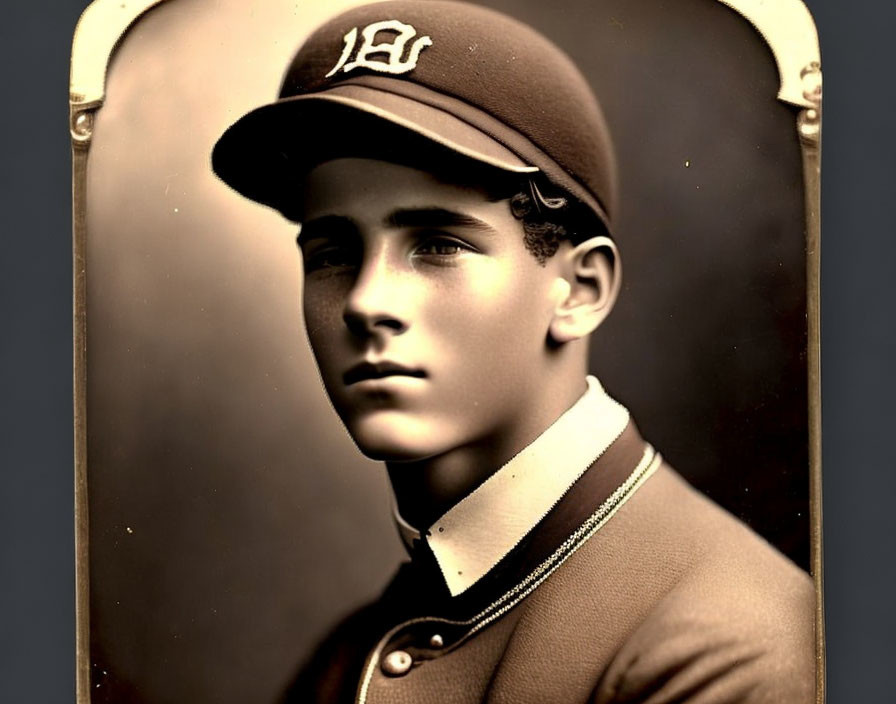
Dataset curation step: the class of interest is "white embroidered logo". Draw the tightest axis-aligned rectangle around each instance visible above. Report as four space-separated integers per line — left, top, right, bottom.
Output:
325 20 433 78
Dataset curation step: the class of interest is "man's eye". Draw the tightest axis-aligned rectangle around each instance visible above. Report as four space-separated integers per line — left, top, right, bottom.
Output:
304 247 358 271
415 236 473 257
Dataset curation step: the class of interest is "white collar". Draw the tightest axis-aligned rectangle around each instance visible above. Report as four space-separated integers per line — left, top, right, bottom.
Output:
393 375 630 596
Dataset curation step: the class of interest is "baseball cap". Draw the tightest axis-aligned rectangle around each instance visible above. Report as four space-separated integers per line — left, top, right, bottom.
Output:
212 0 617 232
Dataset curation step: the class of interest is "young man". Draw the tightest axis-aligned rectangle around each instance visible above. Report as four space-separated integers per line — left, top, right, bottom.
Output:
212 2 814 702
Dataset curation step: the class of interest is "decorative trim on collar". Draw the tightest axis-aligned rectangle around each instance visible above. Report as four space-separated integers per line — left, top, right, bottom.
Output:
394 375 629 596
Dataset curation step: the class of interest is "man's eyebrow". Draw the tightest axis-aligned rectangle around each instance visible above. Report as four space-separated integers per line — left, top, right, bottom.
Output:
385 207 496 233
297 215 358 245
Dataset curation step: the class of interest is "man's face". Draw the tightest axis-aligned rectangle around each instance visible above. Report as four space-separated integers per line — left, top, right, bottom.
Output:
299 158 567 462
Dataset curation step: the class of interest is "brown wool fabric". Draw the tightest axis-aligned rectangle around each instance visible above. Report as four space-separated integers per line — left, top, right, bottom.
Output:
283 465 815 704
212 0 617 233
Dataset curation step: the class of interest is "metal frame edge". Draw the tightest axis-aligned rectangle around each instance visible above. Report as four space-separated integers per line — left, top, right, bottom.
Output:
70 2 174 702
714 1 824 701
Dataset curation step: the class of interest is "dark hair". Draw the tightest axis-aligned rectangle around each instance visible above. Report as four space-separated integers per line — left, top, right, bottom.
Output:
506 176 609 265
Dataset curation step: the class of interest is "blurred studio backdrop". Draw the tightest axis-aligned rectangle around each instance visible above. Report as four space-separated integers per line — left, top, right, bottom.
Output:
83 0 810 701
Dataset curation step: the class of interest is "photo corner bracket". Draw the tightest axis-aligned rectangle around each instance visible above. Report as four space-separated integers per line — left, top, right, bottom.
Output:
70 0 173 145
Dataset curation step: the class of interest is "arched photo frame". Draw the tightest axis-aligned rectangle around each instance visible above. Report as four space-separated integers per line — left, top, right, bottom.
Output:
71 1 823 701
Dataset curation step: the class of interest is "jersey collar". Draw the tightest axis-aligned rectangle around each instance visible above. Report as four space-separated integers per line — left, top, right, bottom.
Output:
393 375 630 596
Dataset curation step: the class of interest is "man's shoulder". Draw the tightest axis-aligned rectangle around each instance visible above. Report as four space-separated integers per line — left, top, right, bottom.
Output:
510 463 816 702
551 462 812 628
535 462 812 594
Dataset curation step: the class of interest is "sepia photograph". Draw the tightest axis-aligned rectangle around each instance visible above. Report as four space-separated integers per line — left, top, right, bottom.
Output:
70 0 823 701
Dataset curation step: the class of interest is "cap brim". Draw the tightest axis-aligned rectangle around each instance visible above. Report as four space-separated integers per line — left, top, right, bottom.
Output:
212 84 538 220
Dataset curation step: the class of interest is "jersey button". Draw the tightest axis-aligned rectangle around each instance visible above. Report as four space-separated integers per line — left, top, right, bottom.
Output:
381 650 413 676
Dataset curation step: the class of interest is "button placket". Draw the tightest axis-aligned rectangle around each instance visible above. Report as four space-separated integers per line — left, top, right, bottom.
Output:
373 618 470 678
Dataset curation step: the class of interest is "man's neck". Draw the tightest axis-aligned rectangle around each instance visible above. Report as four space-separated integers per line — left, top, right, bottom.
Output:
386 371 587 531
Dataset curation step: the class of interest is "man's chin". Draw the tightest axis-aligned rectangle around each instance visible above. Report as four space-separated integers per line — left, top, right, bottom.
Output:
344 412 447 463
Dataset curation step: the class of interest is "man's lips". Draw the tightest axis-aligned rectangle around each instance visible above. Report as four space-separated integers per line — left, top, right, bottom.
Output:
343 361 426 386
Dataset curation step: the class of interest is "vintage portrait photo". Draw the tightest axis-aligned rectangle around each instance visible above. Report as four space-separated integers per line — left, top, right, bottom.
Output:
70 0 823 701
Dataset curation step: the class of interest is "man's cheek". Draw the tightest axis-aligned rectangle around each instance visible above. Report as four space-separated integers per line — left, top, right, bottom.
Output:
303 297 343 348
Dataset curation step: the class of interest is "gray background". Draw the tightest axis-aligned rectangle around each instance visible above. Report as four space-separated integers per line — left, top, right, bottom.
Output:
1 0 894 702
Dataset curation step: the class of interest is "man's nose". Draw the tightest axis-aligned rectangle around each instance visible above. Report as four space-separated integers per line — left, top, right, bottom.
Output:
342 250 410 339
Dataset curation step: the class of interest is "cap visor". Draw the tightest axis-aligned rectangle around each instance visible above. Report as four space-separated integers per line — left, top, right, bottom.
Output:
212 84 537 219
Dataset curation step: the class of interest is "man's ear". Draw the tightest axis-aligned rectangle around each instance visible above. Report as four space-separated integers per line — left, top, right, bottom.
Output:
549 236 621 344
